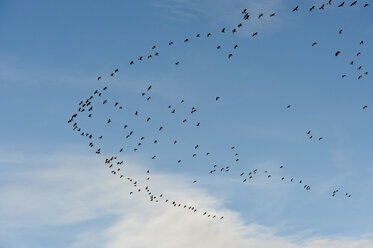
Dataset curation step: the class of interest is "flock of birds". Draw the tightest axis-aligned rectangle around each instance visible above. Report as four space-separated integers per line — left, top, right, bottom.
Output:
68 2 370 220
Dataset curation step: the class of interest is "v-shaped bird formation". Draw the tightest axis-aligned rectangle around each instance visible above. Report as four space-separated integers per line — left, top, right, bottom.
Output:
68 1 369 221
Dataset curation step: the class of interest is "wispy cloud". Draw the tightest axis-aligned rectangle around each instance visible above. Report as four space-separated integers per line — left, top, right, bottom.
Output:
1 151 372 248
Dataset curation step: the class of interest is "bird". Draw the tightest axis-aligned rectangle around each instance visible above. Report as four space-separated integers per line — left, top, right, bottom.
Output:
335 51 341 56
364 3 369 7
287 105 291 108
216 96 220 101
292 6 299 11
207 33 212 37
232 29 236 34
175 61 179 65
310 6 315 11
221 28 225 33
307 130 311 135
169 41 173 45
360 41 364 45
312 42 317 46
363 105 368 109
258 13 263 19
217 45 221 49
152 45 156 49
97 76 101 80
319 4 325 9
228 54 233 59
252 32 258 37
338 2 345 7
350 1 357 6
184 38 189 43
270 13 275 17
339 29 342 34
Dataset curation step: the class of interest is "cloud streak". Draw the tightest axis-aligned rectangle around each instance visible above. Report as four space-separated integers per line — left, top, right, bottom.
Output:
1 151 372 248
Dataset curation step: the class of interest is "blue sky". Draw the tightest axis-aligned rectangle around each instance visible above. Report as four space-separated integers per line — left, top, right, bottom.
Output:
1 0 373 247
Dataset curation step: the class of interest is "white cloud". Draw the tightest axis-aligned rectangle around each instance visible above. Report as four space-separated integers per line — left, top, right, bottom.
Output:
0 151 372 248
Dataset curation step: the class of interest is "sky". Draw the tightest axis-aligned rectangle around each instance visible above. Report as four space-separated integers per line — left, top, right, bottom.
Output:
0 0 373 247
